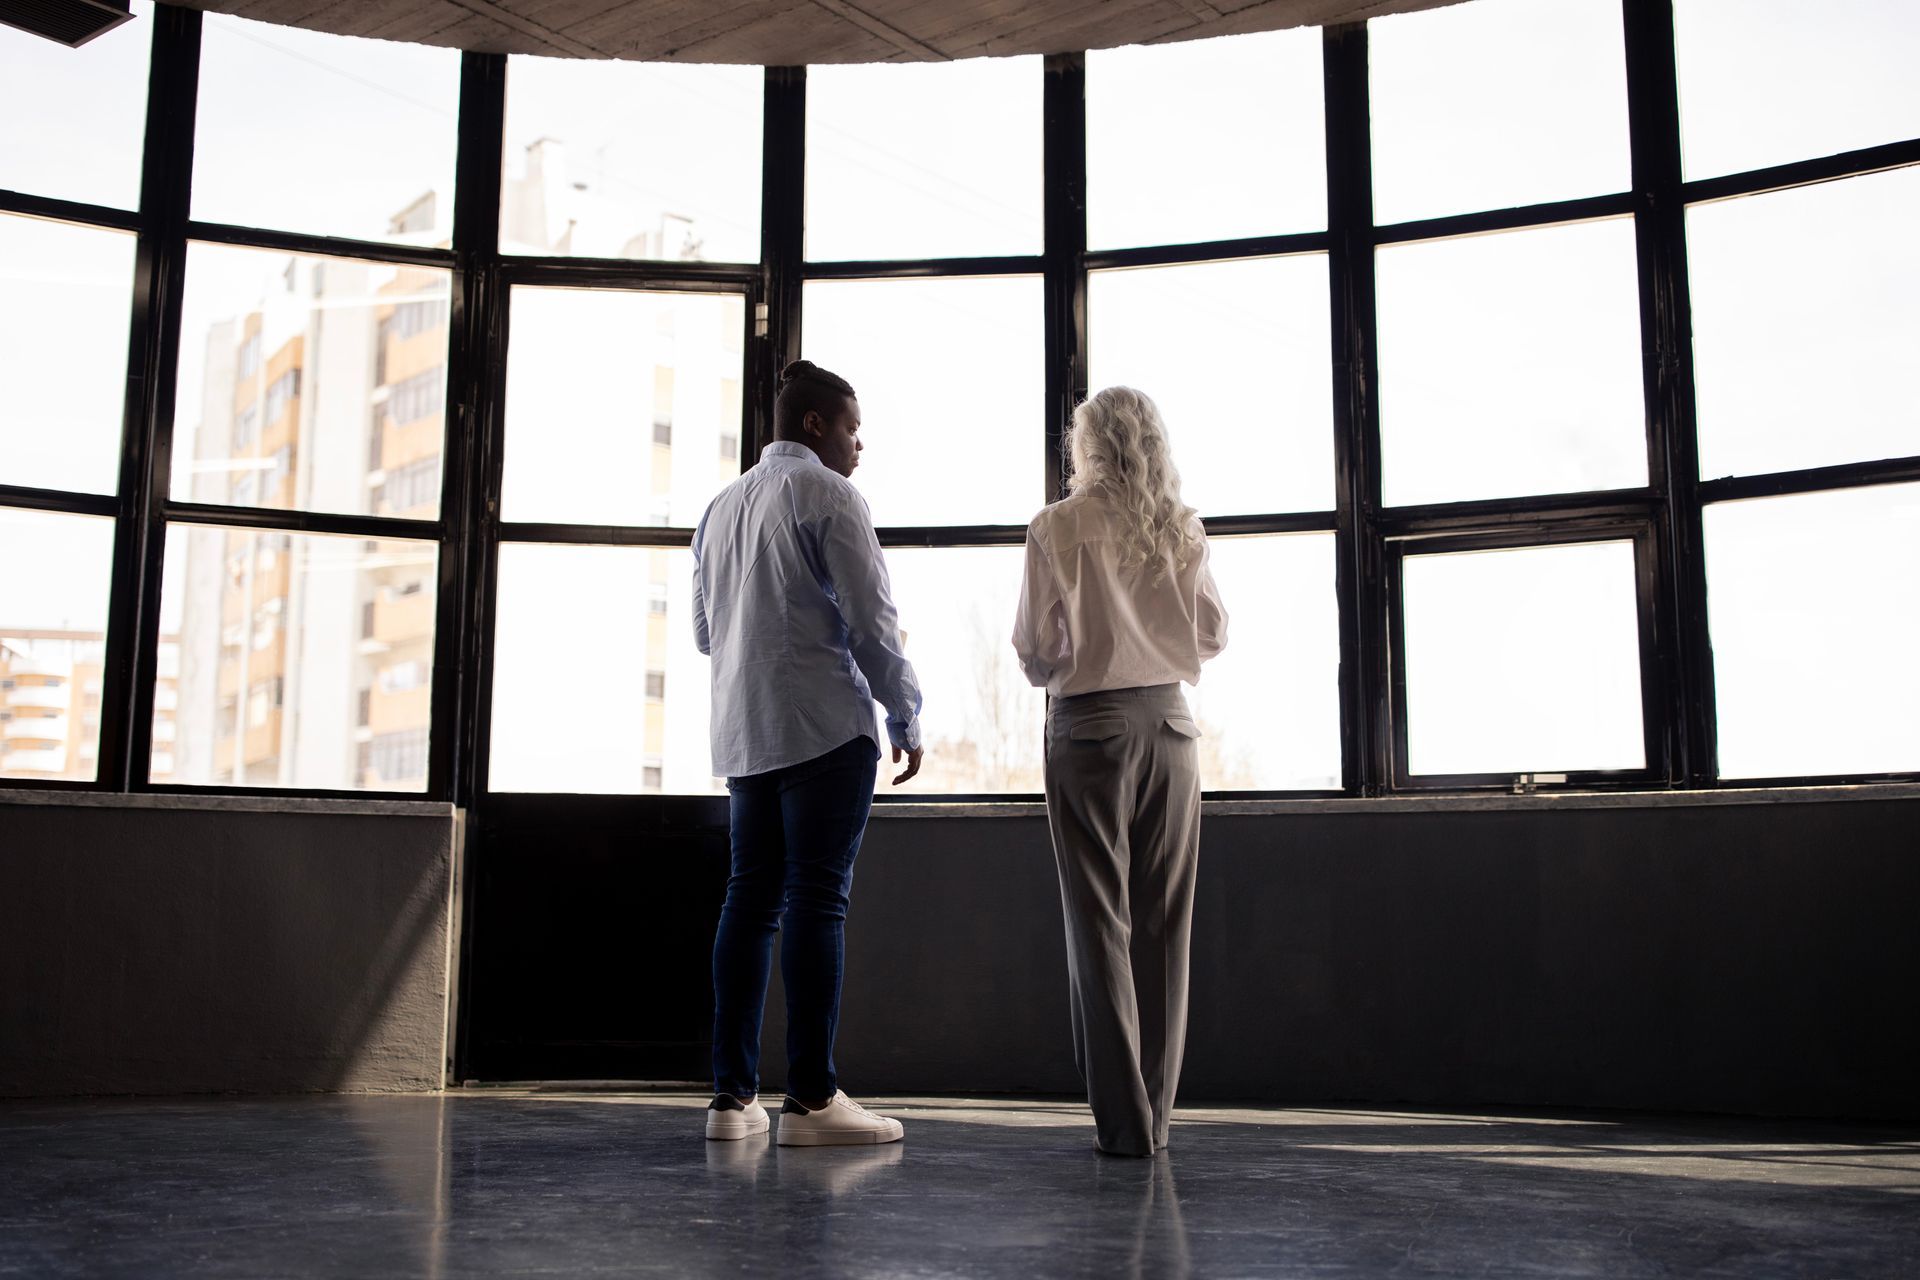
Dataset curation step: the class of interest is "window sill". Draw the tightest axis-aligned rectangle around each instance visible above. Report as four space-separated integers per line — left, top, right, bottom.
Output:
0 788 455 819
868 782 1920 819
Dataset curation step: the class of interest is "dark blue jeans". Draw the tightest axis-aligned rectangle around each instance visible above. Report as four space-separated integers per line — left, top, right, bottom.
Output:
712 734 879 1102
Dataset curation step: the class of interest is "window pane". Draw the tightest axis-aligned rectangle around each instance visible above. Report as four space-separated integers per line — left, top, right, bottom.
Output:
192 16 459 244
801 276 1043 527
1675 0 1920 181
1688 167 1920 480
1369 0 1631 224
1089 257 1333 515
502 56 762 262
806 58 1041 261
1087 31 1325 249
1186 534 1341 791
1402 540 1645 776
0 1 151 209
1705 484 1920 779
159 526 438 790
489 544 718 795
172 243 450 518
0 507 115 782
1 215 136 495
502 288 745 527
883 545 1044 794
1376 219 1647 506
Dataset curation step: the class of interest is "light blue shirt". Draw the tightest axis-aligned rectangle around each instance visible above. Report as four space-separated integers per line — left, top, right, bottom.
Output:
692 440 923 779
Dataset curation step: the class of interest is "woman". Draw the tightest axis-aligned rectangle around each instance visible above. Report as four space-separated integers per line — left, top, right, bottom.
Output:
1012 386 1227 1157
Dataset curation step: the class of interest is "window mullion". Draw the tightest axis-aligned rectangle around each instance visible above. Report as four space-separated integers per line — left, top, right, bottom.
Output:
1622 0 1716 787
1323 22 1388 796
110 3 201 792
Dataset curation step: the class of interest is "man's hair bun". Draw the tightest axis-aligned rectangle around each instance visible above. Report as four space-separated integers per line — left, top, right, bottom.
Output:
779 359 854 396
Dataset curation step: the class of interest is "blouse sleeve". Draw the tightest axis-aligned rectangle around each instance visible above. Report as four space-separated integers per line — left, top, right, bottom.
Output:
1012 523 1069 688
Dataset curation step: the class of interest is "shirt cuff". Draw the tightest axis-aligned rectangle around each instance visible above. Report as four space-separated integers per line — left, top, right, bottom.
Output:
886 714 922 753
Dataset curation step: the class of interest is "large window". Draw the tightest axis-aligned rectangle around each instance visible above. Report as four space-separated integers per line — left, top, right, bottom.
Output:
1086 31 1325 249
1088 257 1334 517
1687 166 1920 480
502 288 746 528
488 544 714 795
801 276 1045 528
7 0 1919 802
191 15 460 244
1189 535 1342 791
1705 484 1920 781
884 546 1044 795
0 2 152 210
0 215 137 495
502 56 762 262
1368 0 1631 224
805 57 1042 261
172 244 451 517
159 528 439 790
1672 0 1920 181
1396 538 1648 780
1374 218 1647 507
0 509 117 783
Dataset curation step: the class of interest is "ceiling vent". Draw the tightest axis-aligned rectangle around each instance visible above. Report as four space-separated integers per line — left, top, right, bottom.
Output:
0 0 132 48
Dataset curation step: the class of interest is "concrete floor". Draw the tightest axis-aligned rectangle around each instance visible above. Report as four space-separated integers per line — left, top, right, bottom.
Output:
2 1092 1917 1278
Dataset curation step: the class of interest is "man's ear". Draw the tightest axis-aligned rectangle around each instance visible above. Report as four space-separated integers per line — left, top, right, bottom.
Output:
803 410 825 439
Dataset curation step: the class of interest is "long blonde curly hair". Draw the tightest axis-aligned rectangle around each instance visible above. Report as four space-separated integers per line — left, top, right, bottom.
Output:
1065 386 1200 578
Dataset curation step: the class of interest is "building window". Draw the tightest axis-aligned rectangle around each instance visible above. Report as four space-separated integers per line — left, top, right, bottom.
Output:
389 298 447 340
718 432 739 463
379 660 430 693
368 727 429 781
387 366 445 426
381 456 442 514
644 671 665 700
262 368 300 424
652 417 673 446
642 765 664 790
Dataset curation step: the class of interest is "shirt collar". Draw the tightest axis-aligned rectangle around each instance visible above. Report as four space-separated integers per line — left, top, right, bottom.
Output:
761 440 825 467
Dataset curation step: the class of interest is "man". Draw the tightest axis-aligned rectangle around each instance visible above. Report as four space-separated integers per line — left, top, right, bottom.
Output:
691 359 924 1147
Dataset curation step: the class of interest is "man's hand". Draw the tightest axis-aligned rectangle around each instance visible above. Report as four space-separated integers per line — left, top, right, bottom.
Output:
891 745 923 786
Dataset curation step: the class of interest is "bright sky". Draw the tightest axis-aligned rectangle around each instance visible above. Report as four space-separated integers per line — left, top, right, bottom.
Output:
3 0 1919 788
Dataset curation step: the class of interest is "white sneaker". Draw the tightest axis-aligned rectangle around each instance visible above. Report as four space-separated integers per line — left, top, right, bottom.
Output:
704 1094 770 1141
775 1091 905 1147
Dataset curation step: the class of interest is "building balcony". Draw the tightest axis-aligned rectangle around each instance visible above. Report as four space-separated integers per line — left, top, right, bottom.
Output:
4 716 68 744
368 593 434 647
5 684 70 711
1 747 68 774
3 656 66 679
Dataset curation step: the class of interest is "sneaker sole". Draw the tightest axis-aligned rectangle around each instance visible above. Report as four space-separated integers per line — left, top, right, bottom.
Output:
776 1124 904 1147
705 1114 770 1141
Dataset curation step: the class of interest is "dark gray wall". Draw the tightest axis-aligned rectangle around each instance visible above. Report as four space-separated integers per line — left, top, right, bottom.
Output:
7 788 1915 1117
764 795 1920 1119
0 793 458 1097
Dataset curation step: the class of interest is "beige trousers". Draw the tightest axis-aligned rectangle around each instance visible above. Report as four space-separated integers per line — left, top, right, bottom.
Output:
1043 683 1203 1156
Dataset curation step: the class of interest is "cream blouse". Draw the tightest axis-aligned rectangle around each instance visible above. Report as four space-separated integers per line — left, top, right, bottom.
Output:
1011 492 1228 698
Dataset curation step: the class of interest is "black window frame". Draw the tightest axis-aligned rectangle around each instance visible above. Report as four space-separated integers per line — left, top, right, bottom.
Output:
1385 519 1664 792
2 0 1918 806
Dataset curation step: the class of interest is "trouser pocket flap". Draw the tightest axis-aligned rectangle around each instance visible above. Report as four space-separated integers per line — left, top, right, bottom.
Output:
1163 716 1201 738
1068 717 1128 741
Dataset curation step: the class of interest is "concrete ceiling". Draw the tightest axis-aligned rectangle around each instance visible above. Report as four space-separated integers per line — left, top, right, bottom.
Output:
166 0 1467 64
